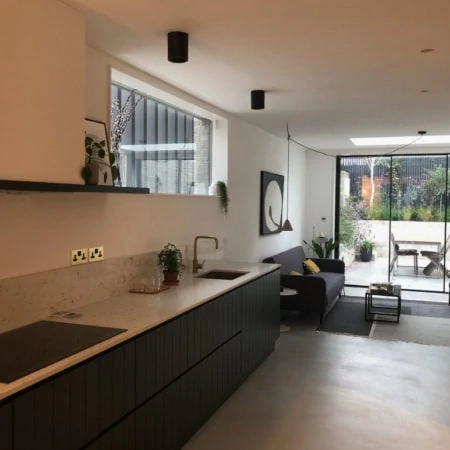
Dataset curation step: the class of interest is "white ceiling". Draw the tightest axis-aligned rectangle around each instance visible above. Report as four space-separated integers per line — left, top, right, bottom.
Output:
66 0 450 155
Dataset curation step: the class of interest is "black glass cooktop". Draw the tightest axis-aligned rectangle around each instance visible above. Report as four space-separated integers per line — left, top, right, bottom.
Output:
0 320 126 383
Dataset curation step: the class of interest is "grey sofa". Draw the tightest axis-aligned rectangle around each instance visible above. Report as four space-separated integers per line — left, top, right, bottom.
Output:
263 246 345 323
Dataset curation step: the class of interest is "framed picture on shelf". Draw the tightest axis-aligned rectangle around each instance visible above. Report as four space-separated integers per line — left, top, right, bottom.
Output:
84 118 113 186
260 171 284 235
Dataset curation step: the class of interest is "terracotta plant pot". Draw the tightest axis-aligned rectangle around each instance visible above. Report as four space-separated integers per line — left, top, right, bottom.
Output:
163 271 179 285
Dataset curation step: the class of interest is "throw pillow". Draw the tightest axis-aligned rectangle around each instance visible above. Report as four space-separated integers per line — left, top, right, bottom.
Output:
303 259 320 274
289 270 302 276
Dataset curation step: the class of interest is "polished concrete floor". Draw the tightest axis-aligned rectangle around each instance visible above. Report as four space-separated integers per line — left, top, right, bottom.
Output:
184 326 450 449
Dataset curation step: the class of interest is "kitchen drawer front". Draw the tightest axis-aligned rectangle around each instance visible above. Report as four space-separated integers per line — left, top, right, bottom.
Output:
136 333 242 450
13 339 135 450
84 414 135 450
0 401 13 450
135 288 242 405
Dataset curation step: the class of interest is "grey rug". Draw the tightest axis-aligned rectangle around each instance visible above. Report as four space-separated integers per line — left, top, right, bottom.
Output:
342 296 450 319
317 301 372 336
281 296 450 345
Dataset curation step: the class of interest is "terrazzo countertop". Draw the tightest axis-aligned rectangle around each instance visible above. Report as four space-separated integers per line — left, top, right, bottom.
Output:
0 262 279 401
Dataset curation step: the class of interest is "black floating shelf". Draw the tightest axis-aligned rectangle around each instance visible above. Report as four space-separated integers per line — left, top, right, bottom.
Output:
0 180 150 194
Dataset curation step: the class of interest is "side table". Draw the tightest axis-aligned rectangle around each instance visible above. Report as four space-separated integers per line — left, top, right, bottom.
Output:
280 287 297 332
365 284 401 323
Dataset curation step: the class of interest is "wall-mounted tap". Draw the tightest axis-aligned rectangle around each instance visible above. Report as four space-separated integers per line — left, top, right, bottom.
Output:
193 236 219 273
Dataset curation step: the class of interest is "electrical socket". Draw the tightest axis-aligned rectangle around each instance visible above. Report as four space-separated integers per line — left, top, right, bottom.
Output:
89 246 104 263
71 248 88 266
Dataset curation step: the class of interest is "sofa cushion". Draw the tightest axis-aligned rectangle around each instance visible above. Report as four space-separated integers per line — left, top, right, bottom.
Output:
262 246 307 275
303 258 320 274
307 272 344 303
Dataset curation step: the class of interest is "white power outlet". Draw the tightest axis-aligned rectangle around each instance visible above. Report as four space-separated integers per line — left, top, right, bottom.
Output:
71 248 88 266
89 246 104 263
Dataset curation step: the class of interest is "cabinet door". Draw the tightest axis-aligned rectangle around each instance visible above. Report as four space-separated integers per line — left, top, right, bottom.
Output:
13 340 135 450
135 334 242 450
135 290 242 407
14 379 56 450
0 401 13 450
84 414 135 450
241 270 280 378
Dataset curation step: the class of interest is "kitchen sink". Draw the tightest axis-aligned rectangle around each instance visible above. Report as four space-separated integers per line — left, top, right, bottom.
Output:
197 270 249 280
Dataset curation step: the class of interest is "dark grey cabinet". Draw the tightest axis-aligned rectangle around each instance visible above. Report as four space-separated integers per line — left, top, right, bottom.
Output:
84 414 135 450
135 334 242 450
12 340 135 450
242 269 280 378
0 401 13 450
7 268 279 450
135 288 242 406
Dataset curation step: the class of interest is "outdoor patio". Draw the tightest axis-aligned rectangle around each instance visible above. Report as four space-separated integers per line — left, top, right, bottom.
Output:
345 256 449 303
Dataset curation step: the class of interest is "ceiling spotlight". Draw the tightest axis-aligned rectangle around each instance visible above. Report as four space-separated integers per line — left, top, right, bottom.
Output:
251 90 265 110
420 48 434 53
168 31 189 63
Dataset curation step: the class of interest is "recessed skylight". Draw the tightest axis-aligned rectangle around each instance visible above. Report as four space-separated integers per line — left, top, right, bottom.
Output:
350 135 450 146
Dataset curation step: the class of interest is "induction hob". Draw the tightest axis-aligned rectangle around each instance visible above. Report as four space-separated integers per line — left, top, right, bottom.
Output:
0 320 126 383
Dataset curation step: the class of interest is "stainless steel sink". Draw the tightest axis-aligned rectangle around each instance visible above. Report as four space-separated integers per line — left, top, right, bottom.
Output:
197 270 249 280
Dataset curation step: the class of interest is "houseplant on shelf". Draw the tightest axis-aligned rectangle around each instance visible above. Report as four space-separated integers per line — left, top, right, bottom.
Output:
157 243 184 285
360 240 375 262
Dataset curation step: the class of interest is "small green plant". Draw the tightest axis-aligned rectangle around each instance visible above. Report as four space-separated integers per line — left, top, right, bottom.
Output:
303 238 339 259
216 181 229 214
360 240 375 251
157 243 184 273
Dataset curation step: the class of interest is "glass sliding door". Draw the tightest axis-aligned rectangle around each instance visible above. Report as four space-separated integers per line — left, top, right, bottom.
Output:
338 156 391 286
337 154 450 294
390 155 447 291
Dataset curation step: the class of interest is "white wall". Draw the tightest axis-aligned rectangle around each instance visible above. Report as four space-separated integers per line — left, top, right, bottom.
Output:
0 0 307 280
226 117 306 262
304 152 336 254
0 0 85 183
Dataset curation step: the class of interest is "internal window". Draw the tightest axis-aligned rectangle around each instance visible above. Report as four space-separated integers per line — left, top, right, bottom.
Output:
111 84 212 194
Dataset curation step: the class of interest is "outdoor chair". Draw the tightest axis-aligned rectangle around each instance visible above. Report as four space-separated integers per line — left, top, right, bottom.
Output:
389 232 418 275
421 234 450 276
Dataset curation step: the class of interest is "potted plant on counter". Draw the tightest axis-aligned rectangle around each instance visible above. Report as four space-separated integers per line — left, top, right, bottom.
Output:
158 243 184 285
360 240 375 262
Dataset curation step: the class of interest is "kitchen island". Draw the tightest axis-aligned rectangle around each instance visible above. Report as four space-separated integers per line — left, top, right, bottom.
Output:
0 262 280 449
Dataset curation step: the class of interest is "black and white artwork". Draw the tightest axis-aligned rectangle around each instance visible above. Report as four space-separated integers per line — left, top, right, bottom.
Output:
260 171 284 235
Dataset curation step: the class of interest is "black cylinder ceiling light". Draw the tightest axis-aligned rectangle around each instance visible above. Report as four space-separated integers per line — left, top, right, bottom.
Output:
168 31 189 63
251 89 265 110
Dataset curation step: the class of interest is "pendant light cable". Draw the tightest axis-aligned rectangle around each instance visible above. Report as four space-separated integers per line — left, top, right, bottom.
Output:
282 124 294 231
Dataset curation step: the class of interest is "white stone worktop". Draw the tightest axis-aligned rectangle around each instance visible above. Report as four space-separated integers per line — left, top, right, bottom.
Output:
0 261 279 402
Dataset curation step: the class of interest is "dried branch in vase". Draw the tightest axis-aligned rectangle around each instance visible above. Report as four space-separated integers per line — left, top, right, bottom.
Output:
111 90 143 186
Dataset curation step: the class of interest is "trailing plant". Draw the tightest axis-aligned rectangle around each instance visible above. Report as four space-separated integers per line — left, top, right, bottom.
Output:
157 243 184 273
216 181 229 214
303 238 339 259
